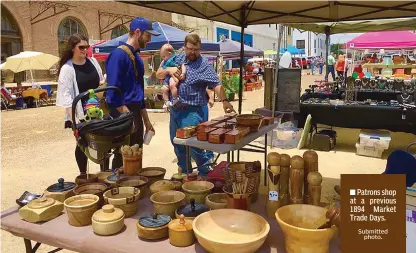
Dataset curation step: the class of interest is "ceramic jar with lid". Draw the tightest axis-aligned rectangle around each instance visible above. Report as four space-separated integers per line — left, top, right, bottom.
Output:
136 213 171 240
168 214 195 247
44 178 76 202
175 198 210 220
19 197 64 223
92 204 125 236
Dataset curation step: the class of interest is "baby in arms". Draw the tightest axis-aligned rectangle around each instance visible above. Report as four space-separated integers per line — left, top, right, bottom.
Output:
160 44 186 107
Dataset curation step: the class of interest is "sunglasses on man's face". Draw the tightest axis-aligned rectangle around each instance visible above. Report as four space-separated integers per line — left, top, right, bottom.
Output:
78 45 90 50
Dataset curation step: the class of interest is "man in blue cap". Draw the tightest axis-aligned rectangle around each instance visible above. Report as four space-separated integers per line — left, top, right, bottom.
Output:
105 17 160 169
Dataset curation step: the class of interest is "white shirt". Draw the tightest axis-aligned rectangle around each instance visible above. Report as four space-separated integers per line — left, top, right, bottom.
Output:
56 57 103 123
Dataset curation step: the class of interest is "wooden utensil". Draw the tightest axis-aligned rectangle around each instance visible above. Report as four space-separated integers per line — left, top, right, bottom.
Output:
137 213 171 240
19 197 64 223
290 155 304 204
92 204 125 236
307 171 323 206
280 154 291 207
168 214 195 247
266 152 281 218
303 151 319 203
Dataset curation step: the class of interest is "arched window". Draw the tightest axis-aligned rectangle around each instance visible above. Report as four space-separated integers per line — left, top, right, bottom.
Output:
111 25 128 39
1 6 22 62
57 17 87 56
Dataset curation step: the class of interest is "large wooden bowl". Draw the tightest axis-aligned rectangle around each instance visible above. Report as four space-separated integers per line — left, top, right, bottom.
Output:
73 182 110 208
138 167 166 186
116 176 149 199
236 114 264 133
275 204 337 253
182 181 214 204
193 209 270 253
64 194 99 227
150 190 185 218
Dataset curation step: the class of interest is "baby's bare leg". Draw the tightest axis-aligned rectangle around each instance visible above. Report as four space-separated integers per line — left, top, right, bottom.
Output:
169 77 179 99
161 85 170 102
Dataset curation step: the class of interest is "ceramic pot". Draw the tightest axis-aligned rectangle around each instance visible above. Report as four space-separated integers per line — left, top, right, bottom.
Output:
137 213 171 240
150 180 175 196
150 190 185 218
182 181 214 204
75 174 98 185
168 214 195 247
205 193 227 210
275 204 338 253
103 187 140 218
116 176 149 199
92 204 125 236
19 197 64 223
64 194 99 227
73 182 110 208
193 209 270 253
138 167 166 186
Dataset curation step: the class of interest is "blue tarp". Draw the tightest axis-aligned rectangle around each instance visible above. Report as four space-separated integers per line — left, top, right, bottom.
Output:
280 45 305 55
93 22 219 54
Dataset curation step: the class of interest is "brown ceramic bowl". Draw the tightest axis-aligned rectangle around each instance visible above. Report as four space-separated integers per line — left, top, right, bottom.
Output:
116 176 149 199
138 167 166 186
75 174 98 185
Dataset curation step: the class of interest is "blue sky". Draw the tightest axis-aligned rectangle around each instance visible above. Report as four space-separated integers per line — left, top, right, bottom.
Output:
330 33 363 44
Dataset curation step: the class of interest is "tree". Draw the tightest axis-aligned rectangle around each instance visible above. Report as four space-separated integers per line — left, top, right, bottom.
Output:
331 43 343 55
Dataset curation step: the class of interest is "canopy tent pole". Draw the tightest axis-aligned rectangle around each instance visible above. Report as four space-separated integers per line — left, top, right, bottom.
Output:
238 6 247 115
270 25 284 149
325 26 331 80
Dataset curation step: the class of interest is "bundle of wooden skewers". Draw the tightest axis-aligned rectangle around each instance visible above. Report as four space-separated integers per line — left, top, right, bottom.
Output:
223 162 260 194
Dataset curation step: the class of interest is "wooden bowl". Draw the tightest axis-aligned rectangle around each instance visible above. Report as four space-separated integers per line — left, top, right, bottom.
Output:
116 176 149 199
149 180 175 196
150 190 185 218
75 174 98 185
205 193 227 210
73 182 110 208
193 209 270 253
182 181 214 204
170 180 183 191
236 114 264 132
64 194 99 227
103 187 140 218
138 167 166 186
275 204 337 253
97 172 113 183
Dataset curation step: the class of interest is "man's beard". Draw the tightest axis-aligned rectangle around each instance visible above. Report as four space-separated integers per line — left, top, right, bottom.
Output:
138 34 146 49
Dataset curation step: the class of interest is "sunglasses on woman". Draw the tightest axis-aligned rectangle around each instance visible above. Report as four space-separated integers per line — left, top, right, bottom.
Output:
78 45 90 50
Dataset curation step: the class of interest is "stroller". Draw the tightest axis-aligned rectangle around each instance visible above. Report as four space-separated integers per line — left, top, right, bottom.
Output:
71 86 134 170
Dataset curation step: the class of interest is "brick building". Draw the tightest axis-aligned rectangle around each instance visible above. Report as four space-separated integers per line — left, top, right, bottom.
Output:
1 0 171 81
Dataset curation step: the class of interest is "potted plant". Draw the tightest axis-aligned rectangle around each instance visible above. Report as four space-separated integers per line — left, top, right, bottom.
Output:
221 73 244 101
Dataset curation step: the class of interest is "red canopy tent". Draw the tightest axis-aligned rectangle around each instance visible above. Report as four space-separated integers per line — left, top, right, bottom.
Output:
346 30 416 49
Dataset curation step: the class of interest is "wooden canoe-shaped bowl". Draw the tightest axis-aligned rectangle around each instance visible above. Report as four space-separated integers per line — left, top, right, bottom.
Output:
116 176 149 199
103 187 140 218
275 204 338 253
205 193 227 210
64 194 99 227
150 190 185 218
236 114 264 132
182 181 214 204
193 209 270 253
73 182 110 208
138 167 166 186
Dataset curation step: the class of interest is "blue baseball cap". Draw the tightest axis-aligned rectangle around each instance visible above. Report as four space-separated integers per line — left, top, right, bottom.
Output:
130 17 160 36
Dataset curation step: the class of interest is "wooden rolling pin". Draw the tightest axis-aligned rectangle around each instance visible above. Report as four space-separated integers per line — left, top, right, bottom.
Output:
290 155 304 204
279 154 291 207
307 171 322 206
266 152 281 218
303 151 318 204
